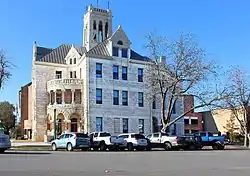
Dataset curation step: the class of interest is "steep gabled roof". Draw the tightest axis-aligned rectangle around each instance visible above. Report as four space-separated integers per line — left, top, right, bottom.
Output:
35 44 87 64
86 39 110 57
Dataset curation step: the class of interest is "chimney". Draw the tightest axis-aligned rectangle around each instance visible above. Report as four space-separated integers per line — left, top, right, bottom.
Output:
159 56 166 64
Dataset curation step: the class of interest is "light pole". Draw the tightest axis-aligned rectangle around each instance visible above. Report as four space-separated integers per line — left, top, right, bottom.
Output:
54 109 57 139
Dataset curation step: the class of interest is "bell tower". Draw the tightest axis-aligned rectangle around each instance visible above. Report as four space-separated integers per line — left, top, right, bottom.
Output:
83 5 112 51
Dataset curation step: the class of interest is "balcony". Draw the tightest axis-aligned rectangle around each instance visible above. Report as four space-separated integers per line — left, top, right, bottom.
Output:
47 78 83 91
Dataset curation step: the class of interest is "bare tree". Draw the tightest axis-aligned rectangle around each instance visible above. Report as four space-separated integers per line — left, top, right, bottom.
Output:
145 33 227 132
223 67 250 147
0 49 14 90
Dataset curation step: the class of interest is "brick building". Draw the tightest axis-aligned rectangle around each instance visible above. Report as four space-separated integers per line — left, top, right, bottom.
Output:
183 95 203 134
19 82 32 138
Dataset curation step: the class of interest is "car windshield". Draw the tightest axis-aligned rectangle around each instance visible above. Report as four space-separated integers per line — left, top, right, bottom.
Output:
100 132 111 137
131 134 145 139
76 133 89 138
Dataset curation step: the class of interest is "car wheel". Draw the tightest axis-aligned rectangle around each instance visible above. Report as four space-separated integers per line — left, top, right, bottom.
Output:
100 142 106 151
164 142 172 151
52 143 57 151
127 143 134 151
93 147 99 151
189 145 196 150
66 143 73 151
0 149 6 153
212 144 219 150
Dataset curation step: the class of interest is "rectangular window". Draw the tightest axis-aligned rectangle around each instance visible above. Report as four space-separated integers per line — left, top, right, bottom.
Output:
184 119 189 125
113 65 119 80
96 88 102 104
113 90 119 105
138 68 143 82
74 71 77 78
172 124 176 135
152 96 156 109
122 118 128 133
138 92 144 107
171 102 176 114
139 119 144 134
122 91 128 106
122 66 127 80
56 90 62 104
55 71 62 79
114 118 120 133
96 117 103 132
191 119 198 125
112 47 119 57
96 63 102 78
122 48 128 58
70 71 73 78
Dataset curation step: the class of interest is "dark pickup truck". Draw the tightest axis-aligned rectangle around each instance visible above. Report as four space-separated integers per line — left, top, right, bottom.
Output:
194 131 225 150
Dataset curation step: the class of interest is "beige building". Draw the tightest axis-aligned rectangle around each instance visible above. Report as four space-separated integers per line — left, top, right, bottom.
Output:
202 108 245 134
24 5 184 142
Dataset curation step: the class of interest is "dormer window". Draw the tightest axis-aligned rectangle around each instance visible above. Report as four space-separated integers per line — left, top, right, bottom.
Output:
117 40 123 45
112 47 119 57
70 59 72 65
122 48 128 58
74 58 76 64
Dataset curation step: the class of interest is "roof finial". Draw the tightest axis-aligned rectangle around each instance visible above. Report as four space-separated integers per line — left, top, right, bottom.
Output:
97 0 99 8
108 1 110 9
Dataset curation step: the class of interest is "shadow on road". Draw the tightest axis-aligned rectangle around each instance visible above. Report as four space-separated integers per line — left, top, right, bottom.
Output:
1 151 51 155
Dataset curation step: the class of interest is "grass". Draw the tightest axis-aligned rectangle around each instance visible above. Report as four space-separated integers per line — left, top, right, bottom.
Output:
10 146 52 151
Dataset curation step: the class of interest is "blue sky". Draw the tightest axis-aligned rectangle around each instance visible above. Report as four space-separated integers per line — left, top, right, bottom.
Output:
0 0 250 105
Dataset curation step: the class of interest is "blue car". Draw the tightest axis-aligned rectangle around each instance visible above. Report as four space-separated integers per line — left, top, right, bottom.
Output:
51 132 90 151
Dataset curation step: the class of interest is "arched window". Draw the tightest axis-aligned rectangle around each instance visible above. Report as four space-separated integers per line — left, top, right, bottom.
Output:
74 58 76 64
105 22 108 39
57 119 62 135
98 21 103 43
117 40 123 45
93 20 97 30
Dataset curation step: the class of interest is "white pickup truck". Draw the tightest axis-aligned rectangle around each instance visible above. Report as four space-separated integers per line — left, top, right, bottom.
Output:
146 132 179 150
89 132 127 151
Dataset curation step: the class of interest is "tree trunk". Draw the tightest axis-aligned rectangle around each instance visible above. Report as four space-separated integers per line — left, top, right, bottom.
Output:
161 94 166 132
244 132 247 147
248 133 250 148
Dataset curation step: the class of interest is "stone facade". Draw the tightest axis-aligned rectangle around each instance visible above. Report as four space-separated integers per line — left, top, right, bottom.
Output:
27 5 184 141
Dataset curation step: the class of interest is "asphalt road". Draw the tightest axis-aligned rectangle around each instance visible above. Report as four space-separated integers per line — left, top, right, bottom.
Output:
0 149 250 176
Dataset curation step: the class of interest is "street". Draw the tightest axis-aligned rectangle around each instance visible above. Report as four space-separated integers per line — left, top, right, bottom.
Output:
0 149 250 176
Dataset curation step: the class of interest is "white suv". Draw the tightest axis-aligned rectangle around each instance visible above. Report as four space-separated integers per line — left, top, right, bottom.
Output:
118 133 148 151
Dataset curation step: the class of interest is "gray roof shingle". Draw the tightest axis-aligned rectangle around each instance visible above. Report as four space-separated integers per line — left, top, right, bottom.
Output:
35 41 149 64
87 40 110 57
36 44 87 64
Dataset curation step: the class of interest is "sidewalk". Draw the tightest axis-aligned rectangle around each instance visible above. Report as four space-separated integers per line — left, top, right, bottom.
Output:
11 142 51 147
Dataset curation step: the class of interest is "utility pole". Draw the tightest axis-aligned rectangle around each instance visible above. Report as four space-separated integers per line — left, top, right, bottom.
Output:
54 109 57 139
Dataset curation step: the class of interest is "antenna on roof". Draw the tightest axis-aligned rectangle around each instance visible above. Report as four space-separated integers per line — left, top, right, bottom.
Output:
108 1 110 9
97 0 99 8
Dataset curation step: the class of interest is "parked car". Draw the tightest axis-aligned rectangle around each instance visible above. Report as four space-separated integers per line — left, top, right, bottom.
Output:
194 131 225 150
0 132 11 153
89 132 127 151
146 132 178 151
177 135 202 150
51 132 90 151
118 133 148 151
